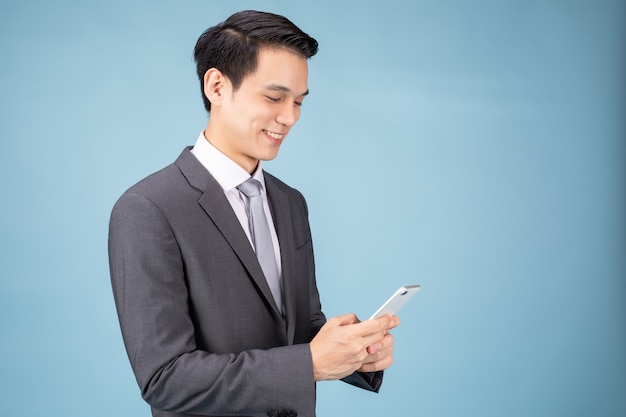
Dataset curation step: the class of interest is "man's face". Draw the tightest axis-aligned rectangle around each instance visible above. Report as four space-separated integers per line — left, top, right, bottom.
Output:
209 47 309 173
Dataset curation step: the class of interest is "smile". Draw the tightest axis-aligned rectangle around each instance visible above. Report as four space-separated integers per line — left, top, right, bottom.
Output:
263 130 284 140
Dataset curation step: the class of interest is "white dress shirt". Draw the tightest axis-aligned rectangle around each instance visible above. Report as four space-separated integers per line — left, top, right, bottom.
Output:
190 132 282 275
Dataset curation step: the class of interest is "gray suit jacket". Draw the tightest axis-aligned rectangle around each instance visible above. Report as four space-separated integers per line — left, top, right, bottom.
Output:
109 148 382 417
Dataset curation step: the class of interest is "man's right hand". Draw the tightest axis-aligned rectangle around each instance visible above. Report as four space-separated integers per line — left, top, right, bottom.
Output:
309 313 399 381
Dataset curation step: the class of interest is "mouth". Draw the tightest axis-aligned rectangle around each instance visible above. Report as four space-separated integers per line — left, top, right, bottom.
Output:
263 129 285 140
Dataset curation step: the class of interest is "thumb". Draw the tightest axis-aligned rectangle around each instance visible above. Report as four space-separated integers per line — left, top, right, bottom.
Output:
330 313 360 326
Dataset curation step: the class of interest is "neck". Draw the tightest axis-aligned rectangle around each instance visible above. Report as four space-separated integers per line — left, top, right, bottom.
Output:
202 128 258 174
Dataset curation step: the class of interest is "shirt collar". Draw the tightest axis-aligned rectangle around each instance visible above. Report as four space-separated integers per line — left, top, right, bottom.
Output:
190 131 266 192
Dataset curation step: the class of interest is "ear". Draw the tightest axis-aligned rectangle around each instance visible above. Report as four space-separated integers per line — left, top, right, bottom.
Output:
203 68 229 107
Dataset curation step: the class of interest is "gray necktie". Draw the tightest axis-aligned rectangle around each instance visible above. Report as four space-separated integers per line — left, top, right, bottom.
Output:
238 178 283 315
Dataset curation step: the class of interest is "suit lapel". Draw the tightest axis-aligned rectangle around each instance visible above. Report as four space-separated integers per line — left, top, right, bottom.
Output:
265 174 298 345
175 148 284 320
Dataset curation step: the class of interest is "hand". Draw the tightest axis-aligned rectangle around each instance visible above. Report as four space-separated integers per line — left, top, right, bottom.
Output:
359 317 399 373
309 313 400 381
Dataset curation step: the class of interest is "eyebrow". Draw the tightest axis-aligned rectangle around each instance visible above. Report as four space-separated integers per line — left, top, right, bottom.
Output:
264 83 309 97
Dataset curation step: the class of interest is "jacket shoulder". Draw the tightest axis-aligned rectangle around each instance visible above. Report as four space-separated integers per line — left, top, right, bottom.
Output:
114 148 206 206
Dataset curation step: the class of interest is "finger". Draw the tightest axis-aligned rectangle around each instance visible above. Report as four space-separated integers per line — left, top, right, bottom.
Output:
360 327 389 348
328 313 359 327
387 314 401 330
366 332 394 354
365 315 395 331
375 314 400 330
365 337 394 361
358 353 394 373
364 344 393 365
356 316 392 336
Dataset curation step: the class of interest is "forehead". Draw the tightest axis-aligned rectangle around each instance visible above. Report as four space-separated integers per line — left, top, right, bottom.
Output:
242 47 309 96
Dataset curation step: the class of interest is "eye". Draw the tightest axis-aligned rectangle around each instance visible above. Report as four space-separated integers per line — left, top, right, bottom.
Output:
265 96 280 103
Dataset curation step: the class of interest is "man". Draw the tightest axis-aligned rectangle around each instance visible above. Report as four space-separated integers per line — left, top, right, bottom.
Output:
109 10 399 417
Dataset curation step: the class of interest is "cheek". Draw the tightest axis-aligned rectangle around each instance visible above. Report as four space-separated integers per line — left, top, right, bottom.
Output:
245 102 272 123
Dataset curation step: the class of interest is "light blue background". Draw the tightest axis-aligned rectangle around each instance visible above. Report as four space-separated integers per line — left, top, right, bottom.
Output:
1 1 624 416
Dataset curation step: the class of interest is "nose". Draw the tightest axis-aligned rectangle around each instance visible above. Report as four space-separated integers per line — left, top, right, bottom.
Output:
276 102 300 127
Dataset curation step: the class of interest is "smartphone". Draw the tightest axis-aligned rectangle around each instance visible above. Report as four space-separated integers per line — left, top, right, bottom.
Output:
369 285 420 319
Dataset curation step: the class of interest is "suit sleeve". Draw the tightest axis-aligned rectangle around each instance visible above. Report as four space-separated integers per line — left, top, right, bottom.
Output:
341 371 384 392
108 191 316 416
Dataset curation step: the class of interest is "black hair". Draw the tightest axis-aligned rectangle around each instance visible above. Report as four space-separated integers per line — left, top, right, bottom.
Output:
193 10 318 112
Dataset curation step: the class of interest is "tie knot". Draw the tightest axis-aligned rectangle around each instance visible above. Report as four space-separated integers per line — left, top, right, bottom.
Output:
238 178 262 198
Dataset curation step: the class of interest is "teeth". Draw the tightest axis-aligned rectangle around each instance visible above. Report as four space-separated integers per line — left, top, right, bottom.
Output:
264 130 284 140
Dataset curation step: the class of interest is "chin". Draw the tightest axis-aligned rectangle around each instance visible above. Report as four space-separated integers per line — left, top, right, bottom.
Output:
261 154 279 162
258 148 281 162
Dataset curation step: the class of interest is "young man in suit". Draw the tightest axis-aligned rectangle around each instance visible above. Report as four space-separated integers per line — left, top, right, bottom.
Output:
109 10 400 417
